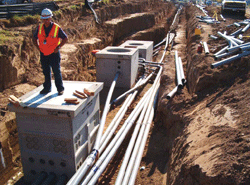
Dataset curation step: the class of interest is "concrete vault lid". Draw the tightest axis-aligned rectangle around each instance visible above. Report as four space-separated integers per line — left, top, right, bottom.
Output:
96 46 138 59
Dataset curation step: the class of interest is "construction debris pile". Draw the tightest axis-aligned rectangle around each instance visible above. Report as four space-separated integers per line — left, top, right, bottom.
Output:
210 19 250 68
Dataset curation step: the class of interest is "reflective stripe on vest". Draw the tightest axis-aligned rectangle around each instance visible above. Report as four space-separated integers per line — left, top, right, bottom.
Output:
39 23 43 35
54 24 59 38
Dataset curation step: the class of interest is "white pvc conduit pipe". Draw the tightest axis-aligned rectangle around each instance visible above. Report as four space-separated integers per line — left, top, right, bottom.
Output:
209 35 218 40
230 28 243 36
115 65 162 185
121 84 160 185
128 81 160 185
220 14 226 22
115 89 152 185
227 42 250 53
99 77 147 154
128 108 155 185
214 46 229 56
81 88 152 185
66 72 120 185
234 22 241 27
94 71 120 151
203 42 209 54
166 86 178 100
178 57 185 84
217 31 238 46
242 24 250 33
115 85 154 185
240 45 250 52
214 50 238 60
112 73 153 105
175 51 183 88
99 92 135 154
228 36 244 45
211 51 250 68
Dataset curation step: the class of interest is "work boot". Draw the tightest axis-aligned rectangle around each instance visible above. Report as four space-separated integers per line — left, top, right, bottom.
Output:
40 89 51 94
58 90 64 96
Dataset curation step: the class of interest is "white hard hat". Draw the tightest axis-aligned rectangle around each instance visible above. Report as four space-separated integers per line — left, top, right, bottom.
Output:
41 8 53 19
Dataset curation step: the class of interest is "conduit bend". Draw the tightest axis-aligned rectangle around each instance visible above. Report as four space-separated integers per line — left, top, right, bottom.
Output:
95 71 121 151
111 73 154 105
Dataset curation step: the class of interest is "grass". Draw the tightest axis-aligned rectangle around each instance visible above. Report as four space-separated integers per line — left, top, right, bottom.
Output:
0 30 19 45
69 5 78 10
0 14 40 27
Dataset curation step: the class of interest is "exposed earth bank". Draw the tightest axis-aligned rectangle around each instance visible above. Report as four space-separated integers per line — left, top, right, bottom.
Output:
0 1 250 185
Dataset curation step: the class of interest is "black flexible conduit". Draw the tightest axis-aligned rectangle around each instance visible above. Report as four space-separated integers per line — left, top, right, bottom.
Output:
85 0 100 24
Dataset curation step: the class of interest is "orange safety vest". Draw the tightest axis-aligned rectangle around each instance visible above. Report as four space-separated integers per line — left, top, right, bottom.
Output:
38 23 60 56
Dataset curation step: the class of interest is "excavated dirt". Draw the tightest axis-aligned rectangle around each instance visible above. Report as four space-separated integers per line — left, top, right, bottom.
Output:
0 1 250 185
157 4 250 185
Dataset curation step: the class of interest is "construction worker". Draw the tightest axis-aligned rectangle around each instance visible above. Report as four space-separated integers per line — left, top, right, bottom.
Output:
33 8 68 95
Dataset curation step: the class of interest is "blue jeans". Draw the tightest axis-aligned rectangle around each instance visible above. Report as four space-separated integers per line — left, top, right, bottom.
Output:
40 52 64 92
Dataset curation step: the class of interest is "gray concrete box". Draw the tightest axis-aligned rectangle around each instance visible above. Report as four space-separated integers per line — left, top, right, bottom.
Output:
8 81 103 182
120 40 153 61
96 46 139 88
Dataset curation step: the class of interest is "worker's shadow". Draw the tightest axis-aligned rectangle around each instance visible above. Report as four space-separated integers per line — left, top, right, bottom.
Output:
24 93 58 108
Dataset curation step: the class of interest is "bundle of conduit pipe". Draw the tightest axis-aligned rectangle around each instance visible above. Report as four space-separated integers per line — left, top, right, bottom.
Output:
211 21 250 68
66 6 183 185
196 4 208 16
196 15 220 24
166 50 186 100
